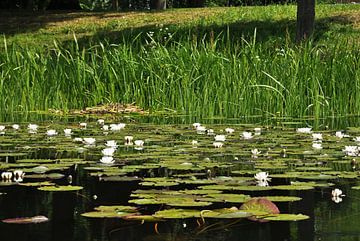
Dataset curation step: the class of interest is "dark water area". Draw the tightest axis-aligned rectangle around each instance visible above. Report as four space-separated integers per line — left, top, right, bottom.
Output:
1 113 360 241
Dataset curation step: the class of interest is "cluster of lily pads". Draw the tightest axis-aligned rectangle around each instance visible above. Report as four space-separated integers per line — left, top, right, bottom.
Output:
2 120 360 226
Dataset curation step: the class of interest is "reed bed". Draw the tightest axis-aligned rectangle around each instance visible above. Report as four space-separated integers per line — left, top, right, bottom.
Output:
0 29 359 118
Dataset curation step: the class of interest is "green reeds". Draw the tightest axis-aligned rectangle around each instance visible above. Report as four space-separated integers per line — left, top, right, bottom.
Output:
0 32 359 118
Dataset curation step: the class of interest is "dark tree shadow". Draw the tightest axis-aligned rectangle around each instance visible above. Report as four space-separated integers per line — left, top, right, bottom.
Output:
62 13 355 49
0 9 355 46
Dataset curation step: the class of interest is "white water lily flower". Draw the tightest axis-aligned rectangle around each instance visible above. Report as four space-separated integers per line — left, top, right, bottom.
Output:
13 170 25 182
134 140 144 146
100 156 115 164
79 122 87 129
0 125 5 131
214 135 226 142
196 126 206 132
225 128 235 134
46 129 58 136
332 188 345 197
73 137 83 143
254 172 271 183
256 180 269 187
105 140 118 148
213 142 223 148
193 123 201 128
102 147 116 156
191 140 198 146
312 143 323 150
353 137 360 142
12 124 20 130
1 171 13 181
312 133 323 140
28 124 38 133
343 145 359 156
251 148 261 156
336 131 349 138
296 127 312 134
102 125 109 131
64 129 72 136
206 129 214 135
242 131 253 139
110 123 126 131
254 127 262 135
124 136 134 145
97 119 105 125
83 137 96 145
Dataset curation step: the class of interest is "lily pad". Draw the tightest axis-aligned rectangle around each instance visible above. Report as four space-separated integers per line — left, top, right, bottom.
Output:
263 214 310 221
37 185 83 192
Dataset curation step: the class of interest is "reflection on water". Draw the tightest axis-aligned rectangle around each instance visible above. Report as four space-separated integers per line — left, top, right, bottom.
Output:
1 113 360 241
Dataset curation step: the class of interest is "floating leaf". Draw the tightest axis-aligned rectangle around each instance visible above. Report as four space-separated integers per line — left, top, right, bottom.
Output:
37 185 83 192
2 215 49 224
263 214 310 221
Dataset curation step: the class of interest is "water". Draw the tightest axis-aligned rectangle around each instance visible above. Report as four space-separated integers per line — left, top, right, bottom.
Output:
1 114 360 241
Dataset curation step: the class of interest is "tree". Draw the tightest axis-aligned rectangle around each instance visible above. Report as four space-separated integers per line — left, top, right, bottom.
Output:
189 0 205 7
296 0 315 42
150 0 166 10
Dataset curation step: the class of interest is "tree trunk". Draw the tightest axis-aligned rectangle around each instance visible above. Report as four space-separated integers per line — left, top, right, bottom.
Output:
150 0 166 10
296 0 315 42
190 0 205 7
111 0 118 10
120 0 129 10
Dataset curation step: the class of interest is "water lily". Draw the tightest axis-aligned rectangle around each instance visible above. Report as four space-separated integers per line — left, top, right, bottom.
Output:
105 140 118 148
46 129 58 136
343 145 359 156
331 188 345 203
193 123 201 129
206 129 214 135
12 124 20 130
28 124 38 133
73 137 83 143
64 129 72 136
242 131 253 139
213 142 223 148
251 148 261 158
97 119 105 125
79 122 87 129
110 123 126 131
225 128 234 134
312 133 323 140
214 135 226 142
125 136 134 145
0 125 5 131
254 127 261 135
191 140 198 146
254 172 271 183
312 143 323 150
296 127 312 134
353 137 360 142
256 180 269 187
1 171 12 181
83 137 96 145
13 170 25 182
336 131 349 138
196 126 206 132
102 147 116 156
134 140 144 146
102 125 109 131
100 156 115 164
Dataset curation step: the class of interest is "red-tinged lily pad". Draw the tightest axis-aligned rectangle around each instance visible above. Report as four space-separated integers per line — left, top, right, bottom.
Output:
240 198 280 222
2 215 49 224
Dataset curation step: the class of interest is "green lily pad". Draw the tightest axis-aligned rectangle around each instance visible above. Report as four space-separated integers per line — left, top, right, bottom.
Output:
37 185 83 192
153 209 200 219
263 214 310 221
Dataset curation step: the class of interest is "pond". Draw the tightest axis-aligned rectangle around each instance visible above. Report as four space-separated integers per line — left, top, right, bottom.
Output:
1 114 360 241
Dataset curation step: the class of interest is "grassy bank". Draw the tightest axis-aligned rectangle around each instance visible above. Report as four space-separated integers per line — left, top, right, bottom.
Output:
0 4 359 118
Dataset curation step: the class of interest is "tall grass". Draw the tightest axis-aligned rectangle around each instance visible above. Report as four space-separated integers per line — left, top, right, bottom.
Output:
0 31 359 118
